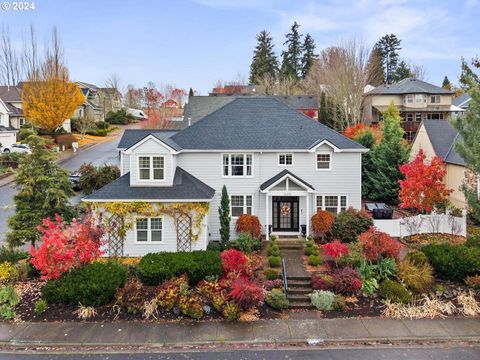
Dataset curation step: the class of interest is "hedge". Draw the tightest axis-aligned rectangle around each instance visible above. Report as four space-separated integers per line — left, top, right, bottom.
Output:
137 251 222 286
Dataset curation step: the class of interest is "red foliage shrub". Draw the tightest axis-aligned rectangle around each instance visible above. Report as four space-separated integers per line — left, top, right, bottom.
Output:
322 241 349 259
311 210 334 241
30 214 104 280
220 249 249 276
235 214 262 239
343 123 382 144
358 226 401 261
311 274 334 291
229 278 265 310
399 149 452 213
333 267 362 295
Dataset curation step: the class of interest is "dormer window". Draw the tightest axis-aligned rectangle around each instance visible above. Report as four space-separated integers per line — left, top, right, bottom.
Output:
139 156 164 180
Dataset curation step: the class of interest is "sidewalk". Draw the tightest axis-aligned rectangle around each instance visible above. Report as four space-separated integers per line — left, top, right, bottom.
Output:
1 318 479 347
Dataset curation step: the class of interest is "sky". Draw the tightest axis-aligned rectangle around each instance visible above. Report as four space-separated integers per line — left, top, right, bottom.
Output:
1 0 478 94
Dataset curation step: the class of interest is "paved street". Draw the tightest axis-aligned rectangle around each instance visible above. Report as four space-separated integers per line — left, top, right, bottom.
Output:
0 345 479 360
0 134 122 245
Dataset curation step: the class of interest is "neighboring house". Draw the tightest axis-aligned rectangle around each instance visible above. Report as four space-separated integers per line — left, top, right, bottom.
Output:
364 78 457 141
75 82 121 122
171 95 318 130
410 119 476 209
452 93 471 117
162 99 179 109
0 87 20 148
84 97 366 256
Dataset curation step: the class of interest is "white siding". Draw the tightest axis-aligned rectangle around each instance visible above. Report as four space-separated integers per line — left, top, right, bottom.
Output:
129 138 174 186
122 153 131 175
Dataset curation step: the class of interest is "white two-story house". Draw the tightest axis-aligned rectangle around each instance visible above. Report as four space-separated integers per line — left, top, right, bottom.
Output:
84 97 366 256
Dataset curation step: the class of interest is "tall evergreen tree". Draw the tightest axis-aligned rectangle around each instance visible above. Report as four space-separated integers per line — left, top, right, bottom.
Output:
363 103 410 204
391 60 412 82
300 33 316 78
442 76 452 90
218 185 231 248
188 87 194 97
249 30 278 85
7 135 76 247
280 22 303 80
452 81 480 221
373 34 402 84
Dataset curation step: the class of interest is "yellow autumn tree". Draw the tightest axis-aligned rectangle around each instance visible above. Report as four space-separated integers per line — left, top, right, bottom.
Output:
22 64 84 132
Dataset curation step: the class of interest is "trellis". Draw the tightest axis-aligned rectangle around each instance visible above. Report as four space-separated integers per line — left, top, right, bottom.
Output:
107 213 125 256
176 213 193 251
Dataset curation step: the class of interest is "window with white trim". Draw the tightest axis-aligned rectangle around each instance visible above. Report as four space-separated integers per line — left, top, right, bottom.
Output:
415 94 426 104
405 94 414 104
138 156 164 180
230 195 252 217
19 118 26 126
222 154 252 176
316 195 347 214
278 153 293 166
430 95 441 104
135 217 163 242
316 153 331 170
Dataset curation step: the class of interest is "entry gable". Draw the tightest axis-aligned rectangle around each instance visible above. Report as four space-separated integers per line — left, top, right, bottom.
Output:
124 134 179 155
260 169 315 193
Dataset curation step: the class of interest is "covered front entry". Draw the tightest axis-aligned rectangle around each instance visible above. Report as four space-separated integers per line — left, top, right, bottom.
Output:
272 196 299 232
260 169 316 240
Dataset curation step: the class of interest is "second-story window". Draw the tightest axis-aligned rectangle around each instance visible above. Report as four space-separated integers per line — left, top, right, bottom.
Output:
415 94 426 104
405 94 414 104
223 154 253 177
278 153 293 166
430 95 441 104
138 156 164 180
316 153 331 170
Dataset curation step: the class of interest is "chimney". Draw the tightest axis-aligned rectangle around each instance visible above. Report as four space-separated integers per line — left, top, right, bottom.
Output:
188 117 192 126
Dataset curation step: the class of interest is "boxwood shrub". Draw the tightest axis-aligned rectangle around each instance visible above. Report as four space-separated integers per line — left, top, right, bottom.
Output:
42 261 128 306
421 244 480 281
137 251 222 286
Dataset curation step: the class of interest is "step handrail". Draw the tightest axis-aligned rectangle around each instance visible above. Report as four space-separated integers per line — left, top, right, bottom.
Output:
281 257 288 294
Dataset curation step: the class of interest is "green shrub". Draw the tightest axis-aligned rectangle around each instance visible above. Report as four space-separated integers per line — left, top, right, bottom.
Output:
222 302 240 321
95 121 110 130
406 251 429 267
309 290 335 310
0 247 29 264
137 251 222 286
422 244 480 281
378 279 411 304
304 246 319 256
270 235 278 242
337 242 365 267
232 232 262 253
331 208 373 243
206 241 222 252
42 261 127 306
14 259 30 281
267 245 280 257
305 241 315 248
265 289 289 309
0 286 19 320
0 262 17 284
105 108 135 125
268 256 281 268
307 255 322 266
264 268 279 280
465 235 480 248
34 299 47 315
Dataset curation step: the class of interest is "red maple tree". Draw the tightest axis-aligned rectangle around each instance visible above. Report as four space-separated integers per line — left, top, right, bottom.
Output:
398 149 453 213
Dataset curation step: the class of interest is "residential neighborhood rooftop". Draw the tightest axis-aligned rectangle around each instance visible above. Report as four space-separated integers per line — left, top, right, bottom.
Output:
365 78 454 95
422 119 465 166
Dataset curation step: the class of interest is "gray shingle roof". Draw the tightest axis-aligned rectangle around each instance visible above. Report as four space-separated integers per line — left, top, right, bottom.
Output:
0 86 22 102
260 169 315 191
170 97 364 150
422 120 465 166
118 129 178 149
0 125 17 132
452 93 471 108
172 96 235 129
365 78 453 95
83 167 215 201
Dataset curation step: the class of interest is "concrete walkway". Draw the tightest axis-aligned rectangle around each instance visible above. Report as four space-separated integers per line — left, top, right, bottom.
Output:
1 318 478 347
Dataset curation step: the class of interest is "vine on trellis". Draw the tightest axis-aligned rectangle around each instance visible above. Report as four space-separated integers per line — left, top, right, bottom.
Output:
87 202 209 253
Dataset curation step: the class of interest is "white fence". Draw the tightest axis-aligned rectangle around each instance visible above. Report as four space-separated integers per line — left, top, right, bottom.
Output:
373 212 467 238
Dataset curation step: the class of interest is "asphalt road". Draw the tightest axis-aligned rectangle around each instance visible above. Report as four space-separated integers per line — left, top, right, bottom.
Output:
0 135 122 245
0 346 479 360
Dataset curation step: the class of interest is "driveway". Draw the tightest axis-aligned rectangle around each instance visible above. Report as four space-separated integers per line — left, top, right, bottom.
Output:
0 133 122 245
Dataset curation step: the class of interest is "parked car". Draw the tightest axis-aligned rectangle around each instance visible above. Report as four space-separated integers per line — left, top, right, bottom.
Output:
69 171 81 191
2 144 31 154
127 108 147 120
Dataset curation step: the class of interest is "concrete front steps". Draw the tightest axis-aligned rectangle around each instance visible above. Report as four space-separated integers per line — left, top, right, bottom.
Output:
286 276 314 309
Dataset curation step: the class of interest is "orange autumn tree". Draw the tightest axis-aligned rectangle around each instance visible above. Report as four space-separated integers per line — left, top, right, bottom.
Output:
22 65 84 132
398 149 453 213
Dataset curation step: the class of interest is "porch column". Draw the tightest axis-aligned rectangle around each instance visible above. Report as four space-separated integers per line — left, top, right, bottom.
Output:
305 193 310 238
265 194 269 240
